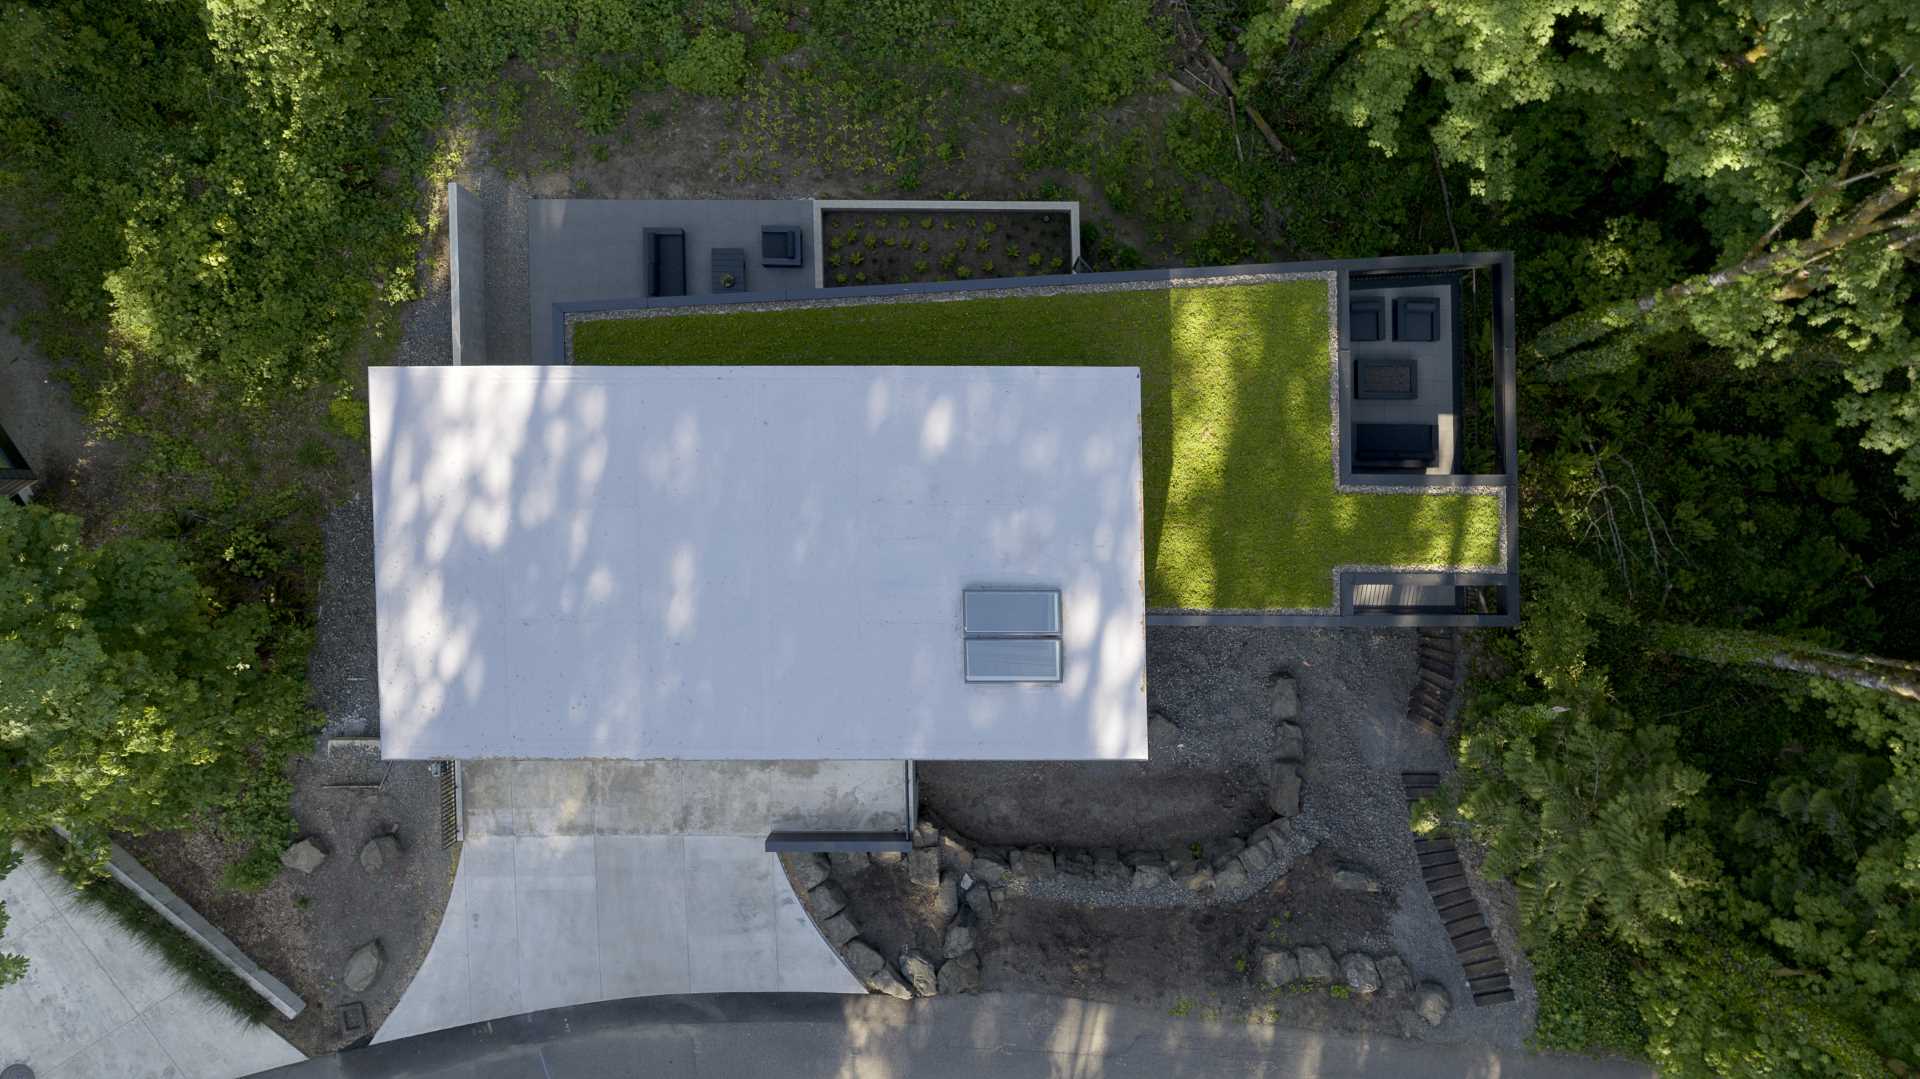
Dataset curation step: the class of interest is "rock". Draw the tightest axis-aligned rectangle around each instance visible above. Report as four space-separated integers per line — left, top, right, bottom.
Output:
803 881 848 920
870 850 904 866
912 820 940 848
1184 866 1215 892
358 834 401 874
868 966 914 999
1266 763 1302 817
1377 955 1414 993
1148 712 1181 753
898 949 939 996
943 923 975 959
1238 836 1278 873
1011 847 1056 881
1213 860 1249 892
1275 721 1304 762
908 847 941 888
1414 982 1452 1026
964 884 994 926
1247 818 1291 848
1204 836 1245 864
1122 850 1164 867
1256 948 1299 986
1330 864 1380 892
938 835 973 872
844 940 888 982
789 853 832 890
818 913 860 948
280 838 327 875
1295 945 1335 982
936 870 960 920
1057 850 1092 879
970 855 1009 886
1131 863 1172 890
829 851 870 877
937 951 982 994
1093 857 1131 887
1340 953 1382 994
343 940 384 992
1269 674 1299 720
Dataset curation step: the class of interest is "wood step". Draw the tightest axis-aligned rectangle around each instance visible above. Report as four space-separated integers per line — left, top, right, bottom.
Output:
1444 911 1488 935
1451 928 1495 952
1412 837 1456 853
1468 973 1512 994
1462 956 1506 978
1418 850 1461 869
1401 771 1443 786
1455 943 1502 966
1473 988 1517 1006
1423 864 1466 886
1436 896 1480 919
1428 886 1473 908
1419 656 1454 678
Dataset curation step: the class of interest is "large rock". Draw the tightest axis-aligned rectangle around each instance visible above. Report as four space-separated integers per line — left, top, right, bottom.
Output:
1256 948 1299 986
964 884 994 926
870 850 904 866
1131 863 1172 890
936 870 960 921
943 923 975 959
908 847 941 888
849 939 915 996
912 821 940 848
803 881 849 920
1275 721 1304 762
970 855 1009 886
1330 864 1380 892
1213 860 1249 893
1267 763 1303 817
280 839 326 875
1377 955 1414 994
1269 674 1299 720
1238 836 1279 873
868 967 914 999
1414 982 1452 1026
1011 847 1056 881
937 952 982 994
818 913 860 948
1184 866 1215 893
789 853 832 890
1340 953 1382 994
829 851 870 878
937 835 973 871
343 940 384 993
898 950 939 996
358 834 401 874
1295 945 1335 983
1093 852 1131 887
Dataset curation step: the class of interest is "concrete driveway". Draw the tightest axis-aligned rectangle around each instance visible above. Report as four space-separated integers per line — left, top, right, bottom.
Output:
373 760 906 1043
0 846 302 1079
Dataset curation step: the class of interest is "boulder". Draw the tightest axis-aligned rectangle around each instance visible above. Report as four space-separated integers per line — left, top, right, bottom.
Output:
280 838 327 875
829 851 870 878
938 835 973 872
1184 866 1215 893
936 870 960 920
1295 945 1335 983
1275 721 1304 762
898 949 939 996
817 913 860 948
803 881 849 920
870 850 904 866
1093 855 1131 887
1011 847 1056 881
1269 675 1300 720
343 940 384 992
1377 954 1414 994
908 847 941 888
970 855 1009 886
1414 982 1452 1026
789 853 832 890
912 820 941 848
1330 864 1380 892
943 923 975 959
1238 837 1278 873
1213 860 1249 893
1256 948 1298 986
1340 952 1382 994
964 884 994 926
1267 763 1303 817
1131 863 1172 890
937 952 982 994
1121 850 1164 868
868 966 914 999
358 834 401 874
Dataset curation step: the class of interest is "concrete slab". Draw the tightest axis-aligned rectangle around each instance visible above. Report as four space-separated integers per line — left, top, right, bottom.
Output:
0 846 302 1078
513 837 601 1013
593 838 691 998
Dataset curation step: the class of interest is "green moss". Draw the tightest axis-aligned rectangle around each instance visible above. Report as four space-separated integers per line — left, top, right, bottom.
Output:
574 281 1502 608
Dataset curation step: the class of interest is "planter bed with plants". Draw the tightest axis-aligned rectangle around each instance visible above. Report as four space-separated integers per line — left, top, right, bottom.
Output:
821 208 1072 287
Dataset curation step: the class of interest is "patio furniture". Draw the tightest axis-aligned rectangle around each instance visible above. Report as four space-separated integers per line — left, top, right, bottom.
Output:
1350 297 1384 342
644 229 686 298
712 247 747 292
761 225 804 267
1394 297 1440 342
1355 356 1419 400
1354 422 1437 471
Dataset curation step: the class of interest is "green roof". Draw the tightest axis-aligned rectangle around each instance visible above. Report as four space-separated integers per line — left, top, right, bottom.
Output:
572 279 1502 609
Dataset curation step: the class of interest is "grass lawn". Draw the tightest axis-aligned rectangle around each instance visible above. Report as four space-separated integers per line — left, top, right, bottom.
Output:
573 280 1502 609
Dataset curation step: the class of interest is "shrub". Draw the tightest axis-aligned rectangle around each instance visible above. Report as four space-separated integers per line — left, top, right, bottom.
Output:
664 28 752 96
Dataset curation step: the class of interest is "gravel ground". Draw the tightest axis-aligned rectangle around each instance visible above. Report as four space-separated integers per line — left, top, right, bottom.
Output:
310 493 379 739
919 626 1535 1048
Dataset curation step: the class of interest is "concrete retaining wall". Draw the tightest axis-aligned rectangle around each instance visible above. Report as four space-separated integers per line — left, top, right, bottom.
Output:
449 181 485 366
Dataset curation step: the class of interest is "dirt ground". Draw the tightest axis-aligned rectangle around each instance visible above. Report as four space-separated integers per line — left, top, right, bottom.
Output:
120 754 456 1056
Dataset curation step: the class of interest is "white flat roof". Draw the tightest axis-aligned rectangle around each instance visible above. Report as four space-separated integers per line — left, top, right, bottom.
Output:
369 364 1147 760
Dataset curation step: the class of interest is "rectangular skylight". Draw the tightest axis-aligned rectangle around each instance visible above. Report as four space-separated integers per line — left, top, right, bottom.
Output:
963 589 1062 636
964 638 1064 683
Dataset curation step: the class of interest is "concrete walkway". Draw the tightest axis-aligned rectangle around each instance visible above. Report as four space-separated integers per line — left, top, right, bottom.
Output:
0 846 303 1079
263 990 1654 1079
373 760 906 1043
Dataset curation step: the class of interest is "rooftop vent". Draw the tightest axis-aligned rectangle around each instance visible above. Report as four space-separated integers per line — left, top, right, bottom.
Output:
963 588 1063 683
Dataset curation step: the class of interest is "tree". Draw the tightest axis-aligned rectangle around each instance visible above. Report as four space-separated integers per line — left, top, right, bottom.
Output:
0 504 315 874
1282 0 1920 494
0 847 25 988
1651 623 1920 702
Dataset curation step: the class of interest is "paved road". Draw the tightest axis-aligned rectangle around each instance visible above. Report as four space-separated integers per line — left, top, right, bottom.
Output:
257 992 1652 1079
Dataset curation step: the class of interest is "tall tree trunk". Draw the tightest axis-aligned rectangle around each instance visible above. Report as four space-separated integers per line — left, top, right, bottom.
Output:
1651 623 1920 702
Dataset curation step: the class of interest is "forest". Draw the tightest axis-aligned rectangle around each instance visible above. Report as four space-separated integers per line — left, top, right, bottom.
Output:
1 1 1916 1074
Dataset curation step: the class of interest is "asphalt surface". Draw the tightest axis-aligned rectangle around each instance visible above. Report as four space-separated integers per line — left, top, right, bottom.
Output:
252 992 1651 1079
